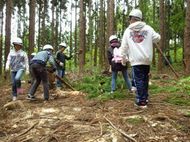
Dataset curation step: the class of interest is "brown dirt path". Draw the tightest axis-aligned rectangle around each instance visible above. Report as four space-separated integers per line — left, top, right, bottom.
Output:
0 81 190 142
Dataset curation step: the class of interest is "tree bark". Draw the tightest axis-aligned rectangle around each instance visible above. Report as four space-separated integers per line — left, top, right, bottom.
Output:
79 0 86 73
5 0 12 69
0 2 4 74
184 0 190 74
158 0 165 73
29 0 36 55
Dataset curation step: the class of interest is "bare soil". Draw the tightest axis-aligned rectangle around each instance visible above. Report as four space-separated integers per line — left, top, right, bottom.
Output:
0 77 190 142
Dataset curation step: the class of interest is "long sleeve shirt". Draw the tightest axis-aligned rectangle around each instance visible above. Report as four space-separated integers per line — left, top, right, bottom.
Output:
31 50 56 69
6 49 29 72
120 21 160 66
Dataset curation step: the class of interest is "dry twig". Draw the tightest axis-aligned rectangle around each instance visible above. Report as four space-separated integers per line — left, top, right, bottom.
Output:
104 116 137 142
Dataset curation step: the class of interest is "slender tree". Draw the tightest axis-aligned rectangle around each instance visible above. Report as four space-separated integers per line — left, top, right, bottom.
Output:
98 0 105 68
158 0 165 73
4 0 13 70
29 0 36 55
184 0 190 74
105 0 115 70
0 1 5 74
79 0 86 73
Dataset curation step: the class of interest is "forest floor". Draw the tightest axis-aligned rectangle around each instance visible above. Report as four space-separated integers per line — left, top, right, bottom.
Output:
0 72 190 142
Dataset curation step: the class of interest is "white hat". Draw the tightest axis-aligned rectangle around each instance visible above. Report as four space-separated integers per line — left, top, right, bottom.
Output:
129 9 142 19
12 37 23 46
43 44 54 50
59 42 67 48
109 35 118 42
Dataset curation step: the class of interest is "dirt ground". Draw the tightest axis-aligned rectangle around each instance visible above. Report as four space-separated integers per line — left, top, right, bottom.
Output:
0 77 190 142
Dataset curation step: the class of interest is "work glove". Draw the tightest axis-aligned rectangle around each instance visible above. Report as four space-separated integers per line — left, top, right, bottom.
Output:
59 62 64 67
25 70 30 75
5 66 9 71
121 57 128 66
109 65 112 73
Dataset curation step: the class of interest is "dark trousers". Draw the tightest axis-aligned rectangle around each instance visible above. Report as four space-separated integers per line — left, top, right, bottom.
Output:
28 63 49 100
133 65 150 105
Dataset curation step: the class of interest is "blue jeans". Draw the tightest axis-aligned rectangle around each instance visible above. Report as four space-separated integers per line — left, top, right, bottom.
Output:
133 65 150 105
11 69 24 97
56 69 65 87
131 67 136 87
111 70 131 91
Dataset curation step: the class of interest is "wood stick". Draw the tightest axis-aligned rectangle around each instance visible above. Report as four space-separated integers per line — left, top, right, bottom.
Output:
104 116 137 142
155 43 179 78
16 122 38 137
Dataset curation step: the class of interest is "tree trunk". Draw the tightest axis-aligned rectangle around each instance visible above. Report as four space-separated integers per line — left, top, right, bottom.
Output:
152 0 156 66
184 0 190 74
105 0 115 70
158 0 165 73
0 3 4 74
37 2 42 50
5 0 12 69
74 0 78 67
78 0 86 73
51 3 55 48
98 0 105 68
29 0 36 55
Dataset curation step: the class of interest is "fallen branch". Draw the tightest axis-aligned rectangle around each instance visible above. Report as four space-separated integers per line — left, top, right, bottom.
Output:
104 116 137 142
7 122 38 142
16 122 38 137
99 121 103 136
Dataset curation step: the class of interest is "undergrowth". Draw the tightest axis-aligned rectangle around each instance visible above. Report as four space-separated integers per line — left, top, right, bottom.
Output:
73 69 190 106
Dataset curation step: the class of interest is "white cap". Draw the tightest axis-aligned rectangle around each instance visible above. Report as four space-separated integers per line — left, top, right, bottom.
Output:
129 9 142 20
12 37 23 46
59 42 67 48
109 35 118 42
43 44 54 50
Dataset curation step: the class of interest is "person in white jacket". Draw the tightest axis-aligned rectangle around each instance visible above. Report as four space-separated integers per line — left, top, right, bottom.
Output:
5 37 29 101
120 9 160 108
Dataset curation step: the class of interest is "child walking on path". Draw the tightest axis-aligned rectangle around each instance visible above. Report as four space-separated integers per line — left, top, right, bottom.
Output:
5 37 29 101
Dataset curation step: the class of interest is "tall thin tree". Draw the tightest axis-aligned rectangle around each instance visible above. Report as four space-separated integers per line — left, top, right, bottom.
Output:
158 0 165 73
184 0 190 74
0 1 4 74
4 0 13 70
29 0 36 55
79 0 86 73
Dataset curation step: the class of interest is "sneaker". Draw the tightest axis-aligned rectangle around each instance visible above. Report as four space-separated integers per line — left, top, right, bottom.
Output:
131 86 137 92
12 96 17 101
27 94 36 101
134 102 147 109
43 98 49 104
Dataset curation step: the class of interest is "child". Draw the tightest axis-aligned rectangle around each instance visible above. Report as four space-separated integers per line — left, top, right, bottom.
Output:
27 44 56 101
107 35 131 94
55 42 72 89
5 37 29 101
